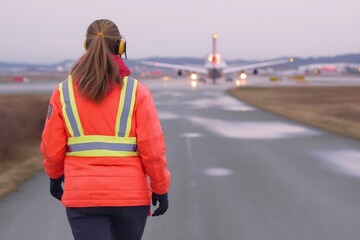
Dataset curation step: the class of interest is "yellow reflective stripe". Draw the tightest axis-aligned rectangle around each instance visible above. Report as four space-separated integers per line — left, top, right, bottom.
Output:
124 79 137 137
68 76 84 136
115 76 128 136
68 135 137 145
59 82 74 137
67 150 139 157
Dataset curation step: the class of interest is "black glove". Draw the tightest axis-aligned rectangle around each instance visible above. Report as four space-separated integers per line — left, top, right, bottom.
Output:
50 175 64 201
152 192 168 217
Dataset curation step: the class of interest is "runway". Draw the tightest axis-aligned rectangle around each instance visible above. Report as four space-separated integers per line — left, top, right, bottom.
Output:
1 75 360 95
1 77 360 239
0 81 59 94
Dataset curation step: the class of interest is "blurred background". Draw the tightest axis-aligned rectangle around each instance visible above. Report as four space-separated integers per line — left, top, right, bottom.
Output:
0 0 360 239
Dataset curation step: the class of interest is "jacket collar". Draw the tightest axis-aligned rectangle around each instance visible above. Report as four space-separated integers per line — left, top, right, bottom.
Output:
113 55 131 78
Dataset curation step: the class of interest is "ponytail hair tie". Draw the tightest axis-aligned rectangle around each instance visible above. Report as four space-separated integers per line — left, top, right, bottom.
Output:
97 32 105 37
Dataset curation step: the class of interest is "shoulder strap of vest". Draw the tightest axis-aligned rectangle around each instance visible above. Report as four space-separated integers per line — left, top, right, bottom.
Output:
115 76 138 137
59 76 84 137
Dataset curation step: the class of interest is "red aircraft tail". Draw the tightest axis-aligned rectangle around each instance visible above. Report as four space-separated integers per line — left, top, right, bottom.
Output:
212 33 218 65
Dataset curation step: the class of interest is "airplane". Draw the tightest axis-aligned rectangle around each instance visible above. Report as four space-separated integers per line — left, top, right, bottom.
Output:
141 33 294 84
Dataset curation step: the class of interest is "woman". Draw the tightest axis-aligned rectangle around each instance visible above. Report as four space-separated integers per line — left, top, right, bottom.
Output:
40 19 171 240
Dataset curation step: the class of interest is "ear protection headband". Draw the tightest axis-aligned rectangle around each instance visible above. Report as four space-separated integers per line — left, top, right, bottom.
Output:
83 35 127 57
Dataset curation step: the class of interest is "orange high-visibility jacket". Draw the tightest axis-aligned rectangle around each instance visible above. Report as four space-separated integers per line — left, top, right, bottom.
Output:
41 58 171 207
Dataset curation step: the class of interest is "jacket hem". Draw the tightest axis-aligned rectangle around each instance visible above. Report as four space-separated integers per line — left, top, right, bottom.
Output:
62 200 151 208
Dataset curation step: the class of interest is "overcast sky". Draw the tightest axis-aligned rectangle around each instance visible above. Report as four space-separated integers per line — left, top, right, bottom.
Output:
0 0 359 64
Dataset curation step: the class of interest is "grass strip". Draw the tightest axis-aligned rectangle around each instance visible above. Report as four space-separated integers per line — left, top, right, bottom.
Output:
228 86 360 141
0 143 43 198
0 93 50 199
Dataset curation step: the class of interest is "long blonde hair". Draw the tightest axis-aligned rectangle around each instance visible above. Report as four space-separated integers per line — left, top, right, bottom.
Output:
71 19 122 103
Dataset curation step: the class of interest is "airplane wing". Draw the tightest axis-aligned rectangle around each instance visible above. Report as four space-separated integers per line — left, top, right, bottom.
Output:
141 61 208 74
223 58 292 74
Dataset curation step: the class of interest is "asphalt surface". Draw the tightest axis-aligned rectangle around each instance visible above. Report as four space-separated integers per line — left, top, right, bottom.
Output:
0 75 360 95
1 76 360 240
0 81 59 94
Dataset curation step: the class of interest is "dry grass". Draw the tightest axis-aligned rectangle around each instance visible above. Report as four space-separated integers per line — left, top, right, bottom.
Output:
228 86 360 140
0 94 50 160
0 94 50 197
0 144 43 198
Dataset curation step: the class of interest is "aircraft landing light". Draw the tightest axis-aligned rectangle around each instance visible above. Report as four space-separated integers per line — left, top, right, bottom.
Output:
162 76 170 81
236 79 246 87
190 73 198 80
208 55 213 62
191 80 198 88
212 33 218 39
289 57 294 63
240 73 247 80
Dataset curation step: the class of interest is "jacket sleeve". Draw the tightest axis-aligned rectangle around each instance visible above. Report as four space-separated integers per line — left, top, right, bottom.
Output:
40 87 67 179
135 84 171 195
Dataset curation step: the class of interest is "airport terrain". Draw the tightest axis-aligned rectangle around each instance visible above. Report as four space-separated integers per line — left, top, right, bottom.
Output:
0 77 360 239
229 86 360 140
0 93 49 198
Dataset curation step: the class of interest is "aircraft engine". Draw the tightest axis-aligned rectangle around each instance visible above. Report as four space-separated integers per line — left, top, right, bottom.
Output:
178 70 183 76
253 68 258 75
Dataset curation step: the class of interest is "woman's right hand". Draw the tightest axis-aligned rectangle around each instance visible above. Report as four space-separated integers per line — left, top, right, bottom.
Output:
151 192 168 216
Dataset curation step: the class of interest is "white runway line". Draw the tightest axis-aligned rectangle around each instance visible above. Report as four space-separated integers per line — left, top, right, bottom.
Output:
223 105 256 112
186 95 255 111
203 168 234 176
181 133 203 138
157 111 180 120
315 150 360 177
186 116 319 139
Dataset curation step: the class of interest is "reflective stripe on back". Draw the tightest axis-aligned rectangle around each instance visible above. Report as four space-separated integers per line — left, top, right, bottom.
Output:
60 78 81 137
59 82 74 137
117 77 137 137
67 135 138 157
125 79 138 137
59 75 139 157
67 76 84 136
68 142 137 152
67 149 139 157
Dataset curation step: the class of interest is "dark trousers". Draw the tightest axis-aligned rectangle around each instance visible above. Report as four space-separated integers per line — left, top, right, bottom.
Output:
66 206 149 240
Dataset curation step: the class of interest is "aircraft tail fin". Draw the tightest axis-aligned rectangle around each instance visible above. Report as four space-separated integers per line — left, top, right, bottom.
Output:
212 33 217 56
211 33 218 65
